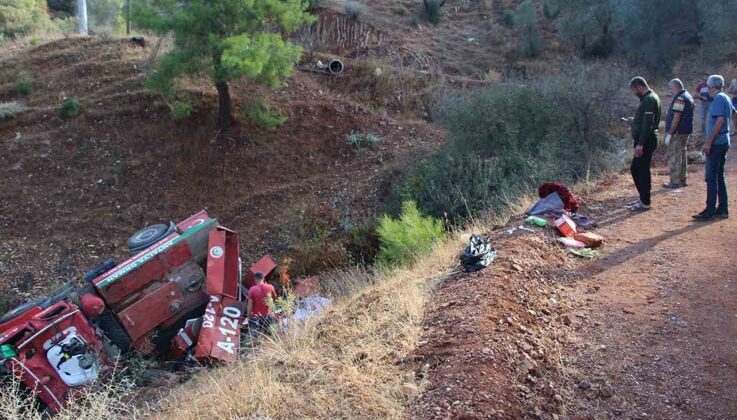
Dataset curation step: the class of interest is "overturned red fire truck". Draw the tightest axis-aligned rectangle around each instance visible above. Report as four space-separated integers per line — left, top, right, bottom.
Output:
0 210 276 412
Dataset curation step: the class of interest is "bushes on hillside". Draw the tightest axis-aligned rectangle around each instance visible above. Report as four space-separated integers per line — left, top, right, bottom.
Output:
59 98 80 118
376 201 444 268
422 0 446 24
392 63 627 224
0 0 53 38
15 74 32 96
515 0 542 57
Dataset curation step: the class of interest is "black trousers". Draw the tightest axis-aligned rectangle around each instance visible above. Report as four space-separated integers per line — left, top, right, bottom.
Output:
631 146 655 206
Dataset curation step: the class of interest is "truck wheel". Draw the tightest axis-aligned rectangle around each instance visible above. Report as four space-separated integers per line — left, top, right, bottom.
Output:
127 222 174 254
96 310 132 353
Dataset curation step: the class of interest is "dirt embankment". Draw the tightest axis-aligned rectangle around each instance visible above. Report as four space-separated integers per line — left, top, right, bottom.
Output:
0 37 442 306
408 160 736 419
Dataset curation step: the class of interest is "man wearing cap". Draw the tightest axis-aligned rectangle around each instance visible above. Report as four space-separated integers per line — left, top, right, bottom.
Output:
693 74 731 220
246 272 278 333
628 76 661 211
663 78 694 189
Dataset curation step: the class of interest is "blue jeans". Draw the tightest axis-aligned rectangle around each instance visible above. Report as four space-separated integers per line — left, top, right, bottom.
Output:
705 144 729 213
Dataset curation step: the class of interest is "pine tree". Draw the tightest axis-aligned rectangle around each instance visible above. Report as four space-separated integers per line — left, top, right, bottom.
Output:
133 0 314 129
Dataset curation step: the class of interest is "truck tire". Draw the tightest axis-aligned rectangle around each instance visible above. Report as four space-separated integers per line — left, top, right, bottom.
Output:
127 222 174 254
95 310 132 353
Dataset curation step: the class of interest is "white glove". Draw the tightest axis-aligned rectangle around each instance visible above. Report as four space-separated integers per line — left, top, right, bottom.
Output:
664 134 672 146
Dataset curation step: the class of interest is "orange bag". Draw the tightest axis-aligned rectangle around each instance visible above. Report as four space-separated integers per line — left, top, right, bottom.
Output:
554 214 577 238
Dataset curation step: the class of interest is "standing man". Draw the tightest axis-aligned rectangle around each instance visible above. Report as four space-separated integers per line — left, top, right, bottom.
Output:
628 77 661 212
693 77 712 162
246 272 277 333
693 74 731 220
663 78 694 189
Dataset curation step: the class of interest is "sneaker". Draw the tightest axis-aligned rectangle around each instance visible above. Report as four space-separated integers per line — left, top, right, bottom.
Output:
716 209 729 219
692 210 715 221
629 201 651 212
626 199 641 207
663 182 684 189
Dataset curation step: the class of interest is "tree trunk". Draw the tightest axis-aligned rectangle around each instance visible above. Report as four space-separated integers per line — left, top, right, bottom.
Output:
125 0 131 35
216 81 232 129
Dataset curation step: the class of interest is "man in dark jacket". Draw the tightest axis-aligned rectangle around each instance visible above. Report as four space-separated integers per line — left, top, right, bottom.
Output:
628 77 661 211
663 78 694 188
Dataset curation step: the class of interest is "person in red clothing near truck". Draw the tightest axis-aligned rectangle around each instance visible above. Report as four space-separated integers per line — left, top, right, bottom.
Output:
246 272 277 334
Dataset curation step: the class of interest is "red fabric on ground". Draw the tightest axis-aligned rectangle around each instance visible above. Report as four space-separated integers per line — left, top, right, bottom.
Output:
539 182 579 212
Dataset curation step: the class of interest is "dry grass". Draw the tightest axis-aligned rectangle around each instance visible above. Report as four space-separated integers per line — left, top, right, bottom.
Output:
150 238 462 419
0 369 138 420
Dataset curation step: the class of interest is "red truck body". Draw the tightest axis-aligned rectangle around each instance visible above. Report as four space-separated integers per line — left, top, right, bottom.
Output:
0 210 276 412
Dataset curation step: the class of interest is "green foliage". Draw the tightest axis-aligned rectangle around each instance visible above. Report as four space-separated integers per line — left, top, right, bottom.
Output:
59 98 80 119
393 63 627 224
346 131 382 150
15 74 32 96
88 0 125 34
543 0 560 19
306 0 328 11
0 0 52 38
244 98 287 131
0 101 29 119
422 0 445 24
133 0 313 127
343 1 365 19
170 101 193 121
28 37 39 45
392 4 406 16
410 14 420 27
46 0 73 14
697 0 737 57
503 9 515 27
515 0 542 57
268 291 297 316
376 201 444 269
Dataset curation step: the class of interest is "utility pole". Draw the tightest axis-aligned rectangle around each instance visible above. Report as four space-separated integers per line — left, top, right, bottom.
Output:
76 0 88 34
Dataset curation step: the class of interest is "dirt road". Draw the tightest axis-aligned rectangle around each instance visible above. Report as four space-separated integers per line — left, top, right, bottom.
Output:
409 158 736 419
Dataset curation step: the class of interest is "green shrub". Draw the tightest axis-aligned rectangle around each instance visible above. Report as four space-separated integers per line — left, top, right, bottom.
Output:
392 5 406 16
28 37 40 45
410 15 420 27
15 74 32 96
88 0 125 34
393 63 626 224
0 101 29 119
0 0 53 38
346 131 382 150
244 98 287 131
543 0 560 19
344 1 366 19
516 0 542 57
170 100 193 120
376 201 444 269
306 0 329 11
422 0 445 24
59 97 80 118
503 9 515 27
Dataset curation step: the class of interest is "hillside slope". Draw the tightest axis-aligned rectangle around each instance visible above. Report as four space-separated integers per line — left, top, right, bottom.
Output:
0 37 442 303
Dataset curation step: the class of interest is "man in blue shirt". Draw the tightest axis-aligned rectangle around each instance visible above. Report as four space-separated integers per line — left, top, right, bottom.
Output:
663 78 694 189
693 74 732 220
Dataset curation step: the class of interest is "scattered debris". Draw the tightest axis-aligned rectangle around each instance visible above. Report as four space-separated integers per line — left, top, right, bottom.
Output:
555 214 578 238
538 182 579 212
461 234 496 272
525 216 549 227
574 232 604 248
568 248 599 259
